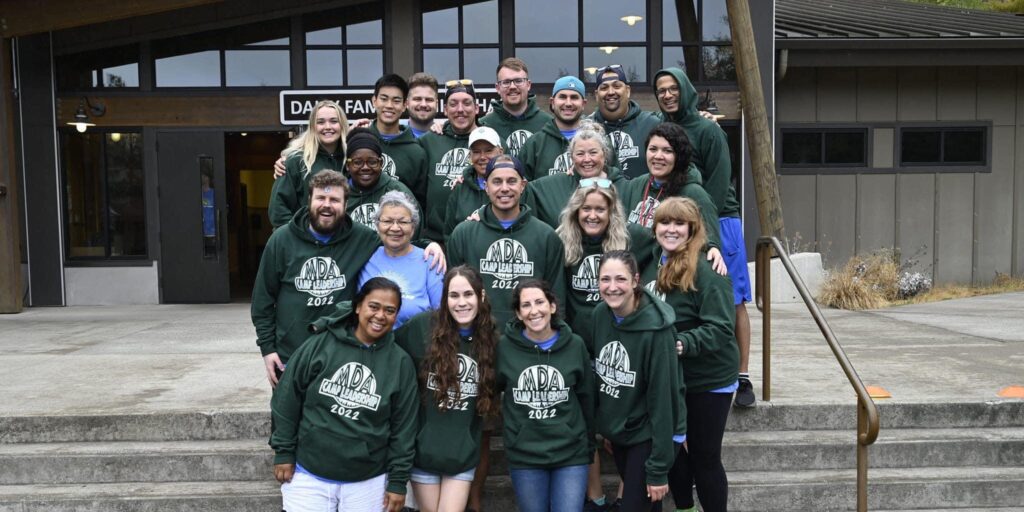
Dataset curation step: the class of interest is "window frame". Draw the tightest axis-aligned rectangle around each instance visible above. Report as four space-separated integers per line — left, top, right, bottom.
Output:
420 0 502 85
897 125 989 168
303 10 386 87
59 128 149 262
778 126 870 170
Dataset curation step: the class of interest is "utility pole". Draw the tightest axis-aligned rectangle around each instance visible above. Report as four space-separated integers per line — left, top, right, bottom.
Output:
726 0 785 240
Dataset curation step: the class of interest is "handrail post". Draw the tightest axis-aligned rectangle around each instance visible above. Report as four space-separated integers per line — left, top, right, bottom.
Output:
758 243 771 401
857 401 869 512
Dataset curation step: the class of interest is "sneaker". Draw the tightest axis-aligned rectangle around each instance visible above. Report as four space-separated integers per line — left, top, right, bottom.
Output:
607 497 622 512
734 377 756 408
583 499 609 512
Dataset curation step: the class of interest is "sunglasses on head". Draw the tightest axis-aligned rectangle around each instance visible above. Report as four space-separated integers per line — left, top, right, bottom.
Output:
579 178 612 189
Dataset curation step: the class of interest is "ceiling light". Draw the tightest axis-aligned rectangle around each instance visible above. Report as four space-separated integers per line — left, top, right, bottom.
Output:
598 46 619 55
620 15 643 26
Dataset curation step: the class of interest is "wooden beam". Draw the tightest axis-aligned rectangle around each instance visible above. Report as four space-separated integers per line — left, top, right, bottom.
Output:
727 0 785 240
0 0 223 38
0 37 23 313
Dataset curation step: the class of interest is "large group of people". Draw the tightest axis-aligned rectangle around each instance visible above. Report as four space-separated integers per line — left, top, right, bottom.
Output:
252 56 754 512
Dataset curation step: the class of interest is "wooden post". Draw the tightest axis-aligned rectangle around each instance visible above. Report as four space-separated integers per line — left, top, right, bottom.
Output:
0 37 24 313
726 0 786 240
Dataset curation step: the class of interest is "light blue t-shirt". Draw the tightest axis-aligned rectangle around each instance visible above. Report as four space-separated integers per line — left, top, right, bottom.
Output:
358 246 443 329
380 133 400 141
308 226 332 244
560 129 577 140
525 329 560 351
410 127 428 139
499 219 515 230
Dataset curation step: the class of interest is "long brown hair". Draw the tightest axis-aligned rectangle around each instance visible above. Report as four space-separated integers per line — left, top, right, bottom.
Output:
655 197 707 293
422 266 498 417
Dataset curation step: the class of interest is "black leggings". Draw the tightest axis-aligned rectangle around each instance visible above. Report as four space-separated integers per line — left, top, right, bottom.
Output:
668 391 732 512
612 440 682 512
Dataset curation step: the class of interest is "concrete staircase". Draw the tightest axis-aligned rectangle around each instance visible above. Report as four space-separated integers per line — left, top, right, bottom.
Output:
0 402 1022 511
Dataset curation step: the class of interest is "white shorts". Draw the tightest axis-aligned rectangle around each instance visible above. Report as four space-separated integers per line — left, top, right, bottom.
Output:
282 468 387 512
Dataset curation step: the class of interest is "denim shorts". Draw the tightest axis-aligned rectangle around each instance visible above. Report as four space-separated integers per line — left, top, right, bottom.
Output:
410 466 477 484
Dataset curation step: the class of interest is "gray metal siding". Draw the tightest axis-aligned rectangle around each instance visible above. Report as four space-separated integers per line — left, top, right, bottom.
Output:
776 65 1023 284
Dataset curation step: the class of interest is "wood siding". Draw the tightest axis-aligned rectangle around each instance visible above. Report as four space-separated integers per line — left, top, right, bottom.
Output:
776 66 1023 284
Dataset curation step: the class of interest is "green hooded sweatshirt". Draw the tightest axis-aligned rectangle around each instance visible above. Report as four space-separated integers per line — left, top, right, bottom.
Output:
394 312 488 475
585 289 685 486
653 67 740 218
369 122 429 209
443 166 489 243
527 166 628 228
619 165 721 250
497 318 595 469
641 253 737 393
591 100 662 179
345 171 423 239
270 302 418 494
564 223 656 337
518 118 621 181
269 146 345 228
251 208 380 363
447 205 567 327
419 122 472 242
479 95 553 158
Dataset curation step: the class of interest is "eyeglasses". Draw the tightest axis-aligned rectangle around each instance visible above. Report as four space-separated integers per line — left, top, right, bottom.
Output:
377 218 414 228
347 158 382 169
497 77 529 88
579 178 612 189
656 85 681 96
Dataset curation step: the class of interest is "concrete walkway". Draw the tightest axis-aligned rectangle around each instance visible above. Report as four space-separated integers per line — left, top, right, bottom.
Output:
1 293 1022 417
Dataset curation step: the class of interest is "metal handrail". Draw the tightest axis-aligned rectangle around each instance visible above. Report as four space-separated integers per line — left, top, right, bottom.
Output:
754 236 881 512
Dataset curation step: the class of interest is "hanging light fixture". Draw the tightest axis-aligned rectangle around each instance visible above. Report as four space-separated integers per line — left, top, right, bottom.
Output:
67 97 106 133
584 66 599 75
620 15 643 26
110 133 122 142
598 46 619 55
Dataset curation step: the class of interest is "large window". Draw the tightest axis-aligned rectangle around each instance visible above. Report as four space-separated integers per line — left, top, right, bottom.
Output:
62 131 147 260
780 128 868 168
514 0 647 84
56 45 140 90
422 0 500 84
153 21 291 88
900 127 986 166
304 4 385 86
663 0 736 83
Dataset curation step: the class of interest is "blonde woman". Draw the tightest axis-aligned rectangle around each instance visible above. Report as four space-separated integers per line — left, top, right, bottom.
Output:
269 100 349 227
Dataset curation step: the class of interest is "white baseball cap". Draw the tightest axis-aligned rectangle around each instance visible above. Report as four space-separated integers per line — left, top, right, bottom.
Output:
468 126 502 148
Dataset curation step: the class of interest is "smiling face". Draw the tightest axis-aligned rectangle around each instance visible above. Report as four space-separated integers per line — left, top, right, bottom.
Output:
353 288 401 344
577 190 611 238
598 258 639 317
497 66 531 110
516 286 556 340
485 167 525 219
655 74 682 114
407 85 438 126
446 92 478 134
596 75 630 119
314 106 343 150
308 185 346 234
372 85 405 128
346 148 383 190
376 204 414 254
550 90 586 127
655 217 692 254
646 135 676 180
446 275 480 329
571 138 606 178
470 140 503 178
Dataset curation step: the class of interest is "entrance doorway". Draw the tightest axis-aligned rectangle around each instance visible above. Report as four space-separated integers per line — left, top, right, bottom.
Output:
225 131 291 300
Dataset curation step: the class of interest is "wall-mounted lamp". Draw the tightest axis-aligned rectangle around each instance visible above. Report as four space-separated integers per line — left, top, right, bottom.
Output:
620 15 643 26
110 132 122 142
67 97 106 133
598 46 619 55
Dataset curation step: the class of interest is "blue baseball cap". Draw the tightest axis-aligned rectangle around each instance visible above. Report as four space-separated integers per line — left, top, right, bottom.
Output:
552 75 585 97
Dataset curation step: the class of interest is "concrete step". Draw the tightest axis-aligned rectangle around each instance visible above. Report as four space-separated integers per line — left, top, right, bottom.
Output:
1 467 1021 512
3 400 1022 443
3 427 1023 485
0 481 280 512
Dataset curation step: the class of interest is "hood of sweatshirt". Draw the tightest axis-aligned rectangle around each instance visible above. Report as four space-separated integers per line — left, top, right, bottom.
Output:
478 202 535 232
442 121 474 140
369 122 418 146
309 300 398 352
613 288 676 333
502 317 578 354
460 165 486 192
287 206 356 246
653 67 700 125
348 168 398 197
592 99 645 129
488 95 544 122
